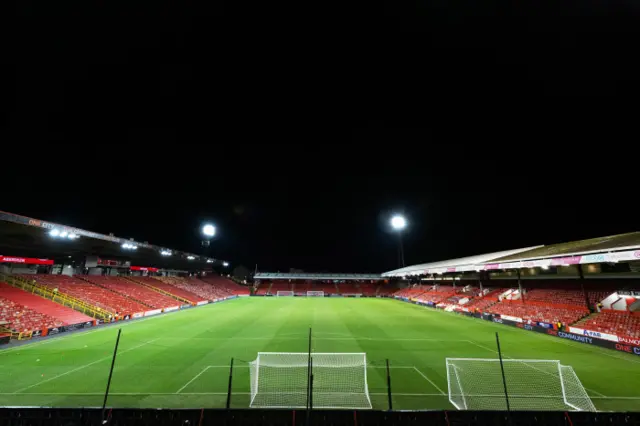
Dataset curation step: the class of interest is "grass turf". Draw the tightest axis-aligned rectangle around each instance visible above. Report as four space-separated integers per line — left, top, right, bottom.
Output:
1 297 639 411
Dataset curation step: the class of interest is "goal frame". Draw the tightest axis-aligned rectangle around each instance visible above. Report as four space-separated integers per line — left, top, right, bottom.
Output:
249 352 372 410
445 358 596 412
276 290 294 296
307 291 324 297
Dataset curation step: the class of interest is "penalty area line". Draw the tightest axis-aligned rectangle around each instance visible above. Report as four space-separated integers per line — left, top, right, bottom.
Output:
12 338 159 394
176 366 212 394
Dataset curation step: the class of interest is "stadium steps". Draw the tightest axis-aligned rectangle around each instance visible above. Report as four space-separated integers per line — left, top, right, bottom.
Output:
76 276 154 309
334 283 339 294
3 274 112 321
0 281 93 325
572 312 600 326
123 277 194 305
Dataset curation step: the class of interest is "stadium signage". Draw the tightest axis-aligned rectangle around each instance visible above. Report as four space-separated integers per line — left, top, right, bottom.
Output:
546 329 593 344
619 336 640 346
568 327 619 343
500 315 523 323
145 309 162 316
131 266 159 272
618 290 640 297
0 256 54 265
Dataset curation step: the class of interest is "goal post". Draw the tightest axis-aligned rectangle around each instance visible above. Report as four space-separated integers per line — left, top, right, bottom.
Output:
276 291 294 297
249 352 372 409
446 358 596 412
307 291 324 297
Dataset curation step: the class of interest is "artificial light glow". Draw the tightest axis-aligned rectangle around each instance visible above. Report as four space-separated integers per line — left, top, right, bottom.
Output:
202 224 216 238
67 233 77 239
59 231 68 238
49 229 60 237
206 259 214 263
187 256 195 260
223 262 229 267
541 265 549 270
161 250 172 256
390 215 407 230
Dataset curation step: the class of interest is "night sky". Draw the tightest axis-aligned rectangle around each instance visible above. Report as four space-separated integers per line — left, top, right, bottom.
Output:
7 0 639 273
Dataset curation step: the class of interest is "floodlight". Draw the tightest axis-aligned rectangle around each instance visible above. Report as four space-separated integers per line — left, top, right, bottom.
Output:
49 229 60 237
202 224 216 238
187 255 195 260
68 233 78 239
390 215 406 231
223 262 229 267
59 231 68 238
206 259 213 263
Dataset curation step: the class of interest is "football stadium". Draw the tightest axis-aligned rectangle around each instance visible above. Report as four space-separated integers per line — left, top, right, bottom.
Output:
1 210 640 425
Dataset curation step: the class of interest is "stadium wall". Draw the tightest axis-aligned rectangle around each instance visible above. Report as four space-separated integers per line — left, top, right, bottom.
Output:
2 407 638 426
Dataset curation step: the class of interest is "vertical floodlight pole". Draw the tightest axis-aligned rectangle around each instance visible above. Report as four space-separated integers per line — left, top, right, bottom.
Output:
386 359 393 411
306 327 312 426
496 332 512 417
226 358 234 409
102 328 122 423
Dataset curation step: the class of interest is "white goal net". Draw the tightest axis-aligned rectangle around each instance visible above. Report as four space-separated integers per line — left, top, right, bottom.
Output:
446 358 596 412
276 291 294 296
307 291 324 297
249 352 372 409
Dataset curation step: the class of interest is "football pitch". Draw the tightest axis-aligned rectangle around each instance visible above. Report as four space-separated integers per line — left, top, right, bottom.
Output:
1 297 639 412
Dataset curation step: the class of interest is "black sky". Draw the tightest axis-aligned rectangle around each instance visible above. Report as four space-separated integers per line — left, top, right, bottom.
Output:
7 0 640 272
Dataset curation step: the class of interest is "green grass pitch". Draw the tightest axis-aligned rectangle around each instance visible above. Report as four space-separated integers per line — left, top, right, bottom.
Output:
1 297 639 411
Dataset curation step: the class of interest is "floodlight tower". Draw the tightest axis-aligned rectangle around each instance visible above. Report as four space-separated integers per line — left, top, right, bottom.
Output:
202 223 216 248
390 214 407 267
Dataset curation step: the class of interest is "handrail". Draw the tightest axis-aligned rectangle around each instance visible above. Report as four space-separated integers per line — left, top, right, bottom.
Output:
1 274 113 321
125 277 193 305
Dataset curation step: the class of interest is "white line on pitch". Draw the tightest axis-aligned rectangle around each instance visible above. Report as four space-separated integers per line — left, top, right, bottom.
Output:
12 338 159 394
176 366 211 394
465 340 606 398
412 366 446 395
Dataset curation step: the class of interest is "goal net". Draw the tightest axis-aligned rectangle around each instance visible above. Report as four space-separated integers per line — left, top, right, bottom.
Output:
446 358 596 412
276 291 294 296
307 291 324 297
249 352 372 409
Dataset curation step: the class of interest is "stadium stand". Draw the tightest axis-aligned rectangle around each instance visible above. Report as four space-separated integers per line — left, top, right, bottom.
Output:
357 282 378 296
577 310 640 339
23 274 148 315
0 283 65 333
487 301 589 325
270 281 292 294
255 282 271 295
127 276 207 303
312 282 338 294
81 276 179 309
0 282 92 325
154 276 231 300
294 282 312 295
198 275 251 296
